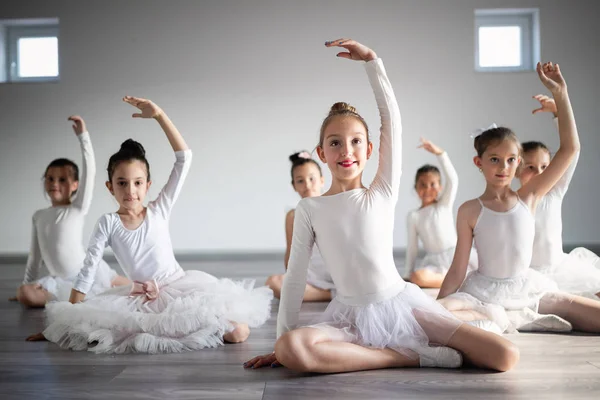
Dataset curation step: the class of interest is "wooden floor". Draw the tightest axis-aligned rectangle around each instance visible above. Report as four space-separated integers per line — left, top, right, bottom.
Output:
1 260 600 399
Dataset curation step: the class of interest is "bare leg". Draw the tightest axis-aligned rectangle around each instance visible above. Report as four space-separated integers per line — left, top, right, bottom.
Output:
539 292 600 332
265 274 332 302
111 275 131 287
16 284 51 308
438 297 489 322
224 322 250 343
302 284 332 302
275 327 419 373
412 309 518 372
446 324 519 371
410 270 445 289
265 274 284 299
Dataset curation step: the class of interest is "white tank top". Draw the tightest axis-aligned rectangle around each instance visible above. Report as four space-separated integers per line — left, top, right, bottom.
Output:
473 197 535 279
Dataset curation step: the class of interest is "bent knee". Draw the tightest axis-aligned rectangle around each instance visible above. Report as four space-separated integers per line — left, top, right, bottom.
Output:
224 324 250 343
275 330 316 372
410 271 430 288
265 275 283 298
494 341 520 372
410 270 443 288
16 285 47 308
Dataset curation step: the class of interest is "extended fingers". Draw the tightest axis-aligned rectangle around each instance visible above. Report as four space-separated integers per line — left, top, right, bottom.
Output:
325 38 351 47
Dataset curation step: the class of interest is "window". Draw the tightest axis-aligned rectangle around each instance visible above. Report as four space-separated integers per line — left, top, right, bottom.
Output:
475 9 539 72
0 18 59 83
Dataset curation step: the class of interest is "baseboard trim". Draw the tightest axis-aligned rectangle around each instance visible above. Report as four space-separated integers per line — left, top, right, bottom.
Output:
1 244 598 264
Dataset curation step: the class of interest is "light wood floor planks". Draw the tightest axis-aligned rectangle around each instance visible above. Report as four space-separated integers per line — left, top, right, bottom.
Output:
1 260 599 399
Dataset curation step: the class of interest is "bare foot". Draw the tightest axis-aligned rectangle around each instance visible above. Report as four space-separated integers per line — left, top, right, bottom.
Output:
26 332 47 341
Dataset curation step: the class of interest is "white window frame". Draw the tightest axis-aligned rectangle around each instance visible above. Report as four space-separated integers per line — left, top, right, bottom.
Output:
1 18 59 83
475 9 540 72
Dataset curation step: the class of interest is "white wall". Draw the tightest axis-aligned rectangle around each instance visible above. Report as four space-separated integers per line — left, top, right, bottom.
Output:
0 0 598 254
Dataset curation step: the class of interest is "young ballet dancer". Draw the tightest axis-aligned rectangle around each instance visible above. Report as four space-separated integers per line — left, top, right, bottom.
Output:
27 97 273 353
438 62 600 334
265 151 335 301
518 94 600 299
244 39 519 373
11 116 128 307
406 138 477 288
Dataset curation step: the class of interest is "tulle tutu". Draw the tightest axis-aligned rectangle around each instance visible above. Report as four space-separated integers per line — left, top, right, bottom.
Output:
43 270 273 354
413 247 478 275
444 270 570 333
37 260 118 301
532 247 600 300
459 269 558 311
438 292 511 333
305 281 463 359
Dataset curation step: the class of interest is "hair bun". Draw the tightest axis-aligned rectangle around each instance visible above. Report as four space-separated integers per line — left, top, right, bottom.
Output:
120 139 146 157
329 102 357 115
289 151 312 163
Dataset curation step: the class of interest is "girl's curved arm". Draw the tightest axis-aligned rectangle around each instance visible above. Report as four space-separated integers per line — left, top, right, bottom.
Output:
71 215 112 302
277 202 313 338
325 39 402 199
437 152 459 207
284 210 295 270
518 63 580 203
123 97 192 217
548 117 580 197
437 201 477 299
404 212 419 273
22 216 43 284
69 116 95 214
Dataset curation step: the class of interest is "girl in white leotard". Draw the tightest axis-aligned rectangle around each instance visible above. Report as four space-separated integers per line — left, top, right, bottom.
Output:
439 62 600 334
245 38 519 374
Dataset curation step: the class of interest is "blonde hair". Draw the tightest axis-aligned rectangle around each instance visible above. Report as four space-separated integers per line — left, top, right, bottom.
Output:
318 102 369 147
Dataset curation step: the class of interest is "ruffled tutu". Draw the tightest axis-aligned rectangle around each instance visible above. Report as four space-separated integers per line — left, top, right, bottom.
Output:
305 280 463 359
532 247 600 300
414 247 478 275
43 270 273 354
444 270 570 333
37 260 118 301
459 269 558 311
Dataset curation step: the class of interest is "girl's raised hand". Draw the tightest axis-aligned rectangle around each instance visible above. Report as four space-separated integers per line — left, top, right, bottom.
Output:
68 115 87 135
243 352 282 369
418 137 443 155
325 38 377 62
537 62 567 94
532 94 558 115
123 96 164 119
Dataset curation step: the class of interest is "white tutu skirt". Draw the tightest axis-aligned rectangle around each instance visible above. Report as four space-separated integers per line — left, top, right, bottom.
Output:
414 247 478 275
305 281 462 359
532 247 600 300
43 270 273 354
445 270 568 333
37 260 118 301
459 270 558 311
306 264 336 293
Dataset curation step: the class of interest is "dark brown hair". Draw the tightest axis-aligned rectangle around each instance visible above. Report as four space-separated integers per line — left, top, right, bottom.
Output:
289 151 322 183
107 139 151 182
414 164 440 187
522 141 551 156
44 158 79 195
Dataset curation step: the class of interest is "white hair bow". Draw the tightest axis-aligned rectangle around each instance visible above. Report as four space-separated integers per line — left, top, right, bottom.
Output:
470 123 498 139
